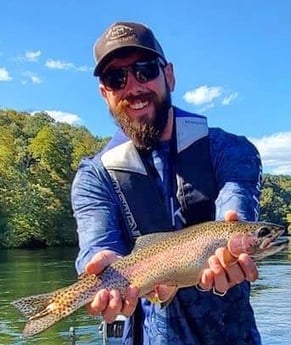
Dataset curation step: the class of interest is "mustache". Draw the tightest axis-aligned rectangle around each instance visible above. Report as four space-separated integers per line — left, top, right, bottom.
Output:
124 92 154 104
116 92 156 118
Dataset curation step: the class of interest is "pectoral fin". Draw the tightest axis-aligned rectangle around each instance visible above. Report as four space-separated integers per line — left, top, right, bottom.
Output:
146 285 178 308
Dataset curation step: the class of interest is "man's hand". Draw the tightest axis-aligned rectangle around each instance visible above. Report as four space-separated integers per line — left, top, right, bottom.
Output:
85 250 139 323
198 211 259 295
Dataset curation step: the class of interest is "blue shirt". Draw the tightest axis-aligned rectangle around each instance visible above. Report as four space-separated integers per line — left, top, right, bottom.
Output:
71 107 262 345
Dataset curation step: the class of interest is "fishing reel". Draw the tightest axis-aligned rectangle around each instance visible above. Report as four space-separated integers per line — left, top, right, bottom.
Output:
99 315 126 344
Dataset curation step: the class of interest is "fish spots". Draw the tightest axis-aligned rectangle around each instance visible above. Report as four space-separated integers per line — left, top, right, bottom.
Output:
12 220 285 337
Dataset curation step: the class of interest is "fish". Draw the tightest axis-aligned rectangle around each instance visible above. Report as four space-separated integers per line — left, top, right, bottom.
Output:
11 220 288 337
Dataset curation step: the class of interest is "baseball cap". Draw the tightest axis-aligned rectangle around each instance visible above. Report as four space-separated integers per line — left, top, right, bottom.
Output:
93 22 167 76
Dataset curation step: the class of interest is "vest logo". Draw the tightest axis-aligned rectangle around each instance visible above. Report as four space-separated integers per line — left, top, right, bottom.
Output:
174 207 186 225
108 171 140 238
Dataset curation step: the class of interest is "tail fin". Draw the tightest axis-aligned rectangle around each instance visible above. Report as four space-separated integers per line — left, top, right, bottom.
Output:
12 291 71 337
12 274 103 337
12 292 55 319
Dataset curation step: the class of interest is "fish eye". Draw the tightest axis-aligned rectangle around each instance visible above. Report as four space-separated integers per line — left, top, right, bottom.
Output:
258 226 271 238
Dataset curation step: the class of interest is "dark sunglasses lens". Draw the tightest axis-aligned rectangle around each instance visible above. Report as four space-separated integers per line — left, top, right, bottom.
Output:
102 69 126 90
134 61 160 83
101 60 161 90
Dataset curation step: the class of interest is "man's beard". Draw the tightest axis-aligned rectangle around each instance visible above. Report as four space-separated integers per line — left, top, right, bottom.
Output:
109 90 172 149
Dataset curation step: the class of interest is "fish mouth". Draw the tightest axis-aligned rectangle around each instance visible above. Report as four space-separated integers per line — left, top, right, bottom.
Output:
259 228 288 250
253 228 288 260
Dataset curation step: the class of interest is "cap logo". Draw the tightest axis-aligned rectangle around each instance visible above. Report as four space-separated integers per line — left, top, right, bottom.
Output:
106 24 137 45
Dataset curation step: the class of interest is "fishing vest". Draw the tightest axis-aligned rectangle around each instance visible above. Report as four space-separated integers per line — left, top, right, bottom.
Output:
100 107 218 238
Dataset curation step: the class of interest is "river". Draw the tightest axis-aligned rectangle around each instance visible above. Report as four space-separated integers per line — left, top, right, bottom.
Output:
0 242 290 345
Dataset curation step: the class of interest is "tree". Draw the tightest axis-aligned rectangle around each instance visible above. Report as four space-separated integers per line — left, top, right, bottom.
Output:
0 109 109 248
260 174 291 233
28 125 72 179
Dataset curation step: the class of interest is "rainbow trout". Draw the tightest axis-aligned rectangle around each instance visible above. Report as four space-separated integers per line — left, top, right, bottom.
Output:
12 220 287 337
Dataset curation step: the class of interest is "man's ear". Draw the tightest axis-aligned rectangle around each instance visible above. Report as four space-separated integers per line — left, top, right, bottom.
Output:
164 63 175 92
99 84 108 104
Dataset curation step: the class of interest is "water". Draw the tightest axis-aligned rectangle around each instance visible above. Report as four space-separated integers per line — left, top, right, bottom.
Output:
250 241 291 345
0 243 290 345
0 248 103 345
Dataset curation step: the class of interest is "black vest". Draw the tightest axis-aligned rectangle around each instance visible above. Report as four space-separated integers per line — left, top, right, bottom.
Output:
101 108 218 238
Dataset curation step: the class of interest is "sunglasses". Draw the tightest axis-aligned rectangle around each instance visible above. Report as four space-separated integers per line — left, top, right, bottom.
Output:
100 59 164 91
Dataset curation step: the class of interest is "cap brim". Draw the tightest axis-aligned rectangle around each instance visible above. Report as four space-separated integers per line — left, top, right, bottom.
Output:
93 45 166 76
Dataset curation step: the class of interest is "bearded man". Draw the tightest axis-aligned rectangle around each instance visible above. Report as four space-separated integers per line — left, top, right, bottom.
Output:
72 22 262 345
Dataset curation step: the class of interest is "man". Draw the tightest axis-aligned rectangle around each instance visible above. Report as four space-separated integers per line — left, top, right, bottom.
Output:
71 21 262 345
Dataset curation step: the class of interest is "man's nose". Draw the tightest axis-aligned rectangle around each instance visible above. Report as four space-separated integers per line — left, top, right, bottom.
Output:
124 70 143 92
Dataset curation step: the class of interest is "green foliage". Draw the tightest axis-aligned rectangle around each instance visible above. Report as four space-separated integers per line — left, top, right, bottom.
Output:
28 125 72 179
0 109 110 248
0 126 16 172
260 174 291 233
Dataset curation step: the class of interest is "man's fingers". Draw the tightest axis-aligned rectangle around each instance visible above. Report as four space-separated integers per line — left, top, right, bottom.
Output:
208 255 224 274
87 286 139 321
214 248 258 288
85 261 101 275
85 250 120 275
208 255 229 293
224 210 239 221
198 268 214 291
215 248 244 284
87 288 109 315
238 253 259 282
102 289 123 323
121 286 139 317
213 273 229 294
216 246 238 266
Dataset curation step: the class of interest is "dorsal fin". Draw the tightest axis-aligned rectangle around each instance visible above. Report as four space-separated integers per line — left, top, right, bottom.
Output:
133 232 171 252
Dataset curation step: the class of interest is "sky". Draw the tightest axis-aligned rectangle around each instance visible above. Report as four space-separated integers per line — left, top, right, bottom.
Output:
0 0 290 175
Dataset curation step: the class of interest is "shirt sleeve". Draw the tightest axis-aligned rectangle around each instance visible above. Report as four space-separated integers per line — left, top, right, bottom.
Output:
210 128 263 221
71 157 130 274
